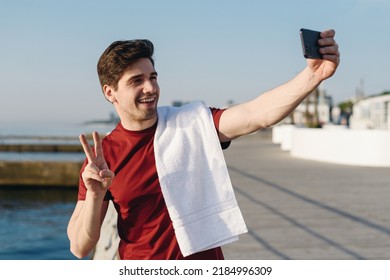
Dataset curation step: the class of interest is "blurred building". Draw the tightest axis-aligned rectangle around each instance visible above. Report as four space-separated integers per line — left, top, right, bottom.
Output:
350 92 390 130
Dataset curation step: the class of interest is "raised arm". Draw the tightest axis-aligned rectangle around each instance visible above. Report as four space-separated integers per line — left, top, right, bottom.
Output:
218 29 340 141
67 131 115 259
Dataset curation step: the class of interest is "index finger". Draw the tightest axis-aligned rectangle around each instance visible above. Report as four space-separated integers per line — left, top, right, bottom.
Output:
320 29 335 39
79 134 94 163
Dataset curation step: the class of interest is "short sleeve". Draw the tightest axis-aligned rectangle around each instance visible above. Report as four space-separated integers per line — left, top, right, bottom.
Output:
209 107 231 150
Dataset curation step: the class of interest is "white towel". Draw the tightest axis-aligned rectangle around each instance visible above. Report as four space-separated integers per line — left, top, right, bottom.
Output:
154 101 248 257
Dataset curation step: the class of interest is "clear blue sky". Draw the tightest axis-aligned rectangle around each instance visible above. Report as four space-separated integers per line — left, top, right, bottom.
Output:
1 0 389 125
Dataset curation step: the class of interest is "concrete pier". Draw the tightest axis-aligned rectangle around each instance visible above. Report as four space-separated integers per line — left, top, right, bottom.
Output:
0 143 84 187
0 143 83 153
0 161 82 187
221 130 390 259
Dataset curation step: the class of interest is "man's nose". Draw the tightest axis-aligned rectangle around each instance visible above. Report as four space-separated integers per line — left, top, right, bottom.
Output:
144 80 157 93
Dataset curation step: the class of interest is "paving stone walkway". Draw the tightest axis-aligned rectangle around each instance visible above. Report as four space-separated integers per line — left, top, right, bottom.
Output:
222 130 390 260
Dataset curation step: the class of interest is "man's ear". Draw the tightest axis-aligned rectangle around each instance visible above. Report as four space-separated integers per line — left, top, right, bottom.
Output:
103 85 116 103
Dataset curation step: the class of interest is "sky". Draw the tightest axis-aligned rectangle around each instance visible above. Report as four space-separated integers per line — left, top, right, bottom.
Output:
1 0 389 126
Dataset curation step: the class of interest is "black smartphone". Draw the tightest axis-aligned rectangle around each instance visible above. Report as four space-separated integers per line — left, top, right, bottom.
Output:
300 28 322 59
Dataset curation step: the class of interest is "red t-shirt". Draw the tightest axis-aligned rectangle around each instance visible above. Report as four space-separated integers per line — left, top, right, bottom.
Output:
78 108 229 260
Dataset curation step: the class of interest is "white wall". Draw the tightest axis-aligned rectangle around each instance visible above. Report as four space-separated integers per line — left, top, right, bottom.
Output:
272 125 390 167
272 124 295 151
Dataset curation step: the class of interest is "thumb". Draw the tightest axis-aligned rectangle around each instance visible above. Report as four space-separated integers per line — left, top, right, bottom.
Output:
99 169 115 188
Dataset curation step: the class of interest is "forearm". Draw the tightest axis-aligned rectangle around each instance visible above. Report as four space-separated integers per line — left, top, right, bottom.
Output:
250 66 321 128
219 67 322 140
67 192 106 258
68 131 114 258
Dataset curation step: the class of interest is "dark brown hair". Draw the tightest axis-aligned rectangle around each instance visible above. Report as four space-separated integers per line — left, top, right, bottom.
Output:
97 39 155 91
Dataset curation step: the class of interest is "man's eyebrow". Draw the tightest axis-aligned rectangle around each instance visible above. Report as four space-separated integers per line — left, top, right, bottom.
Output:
126 74 143 83
127 71 158 82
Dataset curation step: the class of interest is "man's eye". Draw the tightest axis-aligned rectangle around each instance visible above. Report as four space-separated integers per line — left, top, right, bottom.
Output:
131 79 142 85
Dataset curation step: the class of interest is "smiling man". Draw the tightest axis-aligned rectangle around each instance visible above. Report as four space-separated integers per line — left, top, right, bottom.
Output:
67 33 339 260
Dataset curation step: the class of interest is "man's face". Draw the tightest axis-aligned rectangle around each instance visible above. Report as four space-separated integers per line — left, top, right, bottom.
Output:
105 58 160 128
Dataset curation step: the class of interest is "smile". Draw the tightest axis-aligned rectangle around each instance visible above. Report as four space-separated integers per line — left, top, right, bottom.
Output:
138 97 156 103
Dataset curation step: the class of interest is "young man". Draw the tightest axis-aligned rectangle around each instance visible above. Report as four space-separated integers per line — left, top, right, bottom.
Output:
67 30 340 260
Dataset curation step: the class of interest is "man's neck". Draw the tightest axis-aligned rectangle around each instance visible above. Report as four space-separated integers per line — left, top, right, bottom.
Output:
120 116 157 131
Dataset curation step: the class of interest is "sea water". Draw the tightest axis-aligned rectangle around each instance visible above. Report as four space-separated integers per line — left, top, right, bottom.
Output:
0 187 81 260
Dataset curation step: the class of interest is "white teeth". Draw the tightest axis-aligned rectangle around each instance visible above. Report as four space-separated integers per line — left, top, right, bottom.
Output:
139 97 155 103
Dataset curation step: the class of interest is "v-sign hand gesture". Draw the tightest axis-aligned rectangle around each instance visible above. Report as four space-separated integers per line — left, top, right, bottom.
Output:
79 131 115 197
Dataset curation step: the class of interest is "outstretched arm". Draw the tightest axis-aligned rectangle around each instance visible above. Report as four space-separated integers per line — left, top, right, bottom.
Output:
218 29 340 141
67 132 115 259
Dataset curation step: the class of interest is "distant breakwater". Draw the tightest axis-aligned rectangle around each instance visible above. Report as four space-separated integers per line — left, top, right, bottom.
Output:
0 161 83 187
0 143 84 187
0 143 84 153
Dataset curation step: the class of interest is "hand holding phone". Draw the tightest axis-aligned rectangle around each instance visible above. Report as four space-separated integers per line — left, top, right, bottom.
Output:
300 28 322 59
